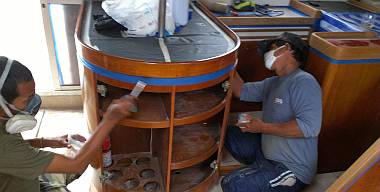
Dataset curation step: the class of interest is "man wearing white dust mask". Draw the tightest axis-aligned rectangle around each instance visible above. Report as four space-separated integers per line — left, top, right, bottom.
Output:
222 33 322 192
0 56 136 192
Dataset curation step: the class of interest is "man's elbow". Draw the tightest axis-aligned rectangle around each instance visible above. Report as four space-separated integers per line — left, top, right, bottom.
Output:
66 157 89 173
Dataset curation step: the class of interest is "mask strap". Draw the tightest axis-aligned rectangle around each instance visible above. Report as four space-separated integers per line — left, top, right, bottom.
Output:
0 59 13 90
0 59 14 117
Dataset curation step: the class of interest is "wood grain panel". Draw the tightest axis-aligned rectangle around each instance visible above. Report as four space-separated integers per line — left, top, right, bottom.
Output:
102 153 163 192
171 123 219 170
109 126 151 155
152 128 170 192
96 72 230 93
170 164 218 192
348 160 380 192
326 138 380 192
98 83 229 128
348 0 380 13
309 32 380 60
305 51 380 173
290 0 322 18
231 40 275 112
80 47 237 78
83 64 103 192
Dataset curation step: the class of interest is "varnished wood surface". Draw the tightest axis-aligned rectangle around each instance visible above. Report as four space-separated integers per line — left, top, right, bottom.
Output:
83 66 103 192
216 71 235 170
166 88 176 192
326 138 380 192
171 123 219 170
109 125 151 155
80 47 237 78
83 69 100 137
231 40 275 112
103 153 163 192
348 160 380 192
305 46 380 173
96 72 231 93
76 1 238 191
309 32 380 60
98 84 227 128
152 129 170 192
348 0 380 13
290 0 322 18
170 163 217 192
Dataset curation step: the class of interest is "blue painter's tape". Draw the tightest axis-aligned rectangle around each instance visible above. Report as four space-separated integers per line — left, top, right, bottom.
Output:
310 47 380 64
79 57 234 86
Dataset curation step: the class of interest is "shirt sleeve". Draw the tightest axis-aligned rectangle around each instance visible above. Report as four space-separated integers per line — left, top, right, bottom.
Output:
240 77 275 102
290 76 322 138
0 134 54 180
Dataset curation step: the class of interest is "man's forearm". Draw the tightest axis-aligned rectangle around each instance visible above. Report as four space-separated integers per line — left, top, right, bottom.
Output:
45 119 118 173
73 119 117 166
26 138 44 148
261 120 304 137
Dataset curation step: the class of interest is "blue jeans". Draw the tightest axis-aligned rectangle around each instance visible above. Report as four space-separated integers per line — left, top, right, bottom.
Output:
221 126 307 192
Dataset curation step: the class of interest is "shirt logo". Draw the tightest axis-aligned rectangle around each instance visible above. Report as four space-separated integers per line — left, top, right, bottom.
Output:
274 97 283 104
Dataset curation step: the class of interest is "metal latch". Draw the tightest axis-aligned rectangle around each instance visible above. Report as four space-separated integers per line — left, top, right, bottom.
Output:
99 171 112 182
210 160 218 170
222 81 231 92
97 84 107 97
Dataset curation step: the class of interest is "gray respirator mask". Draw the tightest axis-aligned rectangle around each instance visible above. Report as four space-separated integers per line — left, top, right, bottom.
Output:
0 59 41 134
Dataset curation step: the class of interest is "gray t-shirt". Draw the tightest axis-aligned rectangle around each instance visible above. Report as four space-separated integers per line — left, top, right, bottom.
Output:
240 68 322 184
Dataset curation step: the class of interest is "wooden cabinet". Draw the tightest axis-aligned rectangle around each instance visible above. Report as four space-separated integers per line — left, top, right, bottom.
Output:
76 1 239 191
305 32 380 173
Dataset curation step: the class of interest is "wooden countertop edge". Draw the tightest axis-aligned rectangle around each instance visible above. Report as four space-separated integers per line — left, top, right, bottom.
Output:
348 0 380 13
326 138 380 191
309 32 380 60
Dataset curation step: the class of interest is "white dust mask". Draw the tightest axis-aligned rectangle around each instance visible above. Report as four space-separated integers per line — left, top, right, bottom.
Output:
264 45 286 70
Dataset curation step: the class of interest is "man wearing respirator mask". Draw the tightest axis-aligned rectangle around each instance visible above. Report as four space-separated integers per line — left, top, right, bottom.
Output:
222 33 322 192
0 56 136 192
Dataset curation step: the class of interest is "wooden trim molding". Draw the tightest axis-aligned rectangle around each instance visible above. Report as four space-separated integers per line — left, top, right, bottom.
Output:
327 138 380 191
309 32 380 60
348 0 380 13
290 0 322 18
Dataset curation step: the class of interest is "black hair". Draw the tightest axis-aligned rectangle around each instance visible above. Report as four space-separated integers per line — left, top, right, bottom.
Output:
0 56 34 103
257 32 308 64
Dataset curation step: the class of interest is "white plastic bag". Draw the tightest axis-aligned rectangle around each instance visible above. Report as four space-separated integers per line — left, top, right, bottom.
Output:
169 0 189 26
102 0 175 37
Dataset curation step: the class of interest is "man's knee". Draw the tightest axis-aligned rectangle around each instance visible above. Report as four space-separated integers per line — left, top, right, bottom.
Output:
225 125 241 143
221 174 235 192
221 167 261 192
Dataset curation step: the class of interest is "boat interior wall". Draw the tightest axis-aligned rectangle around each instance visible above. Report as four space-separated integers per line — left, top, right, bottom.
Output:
305 32 380 173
